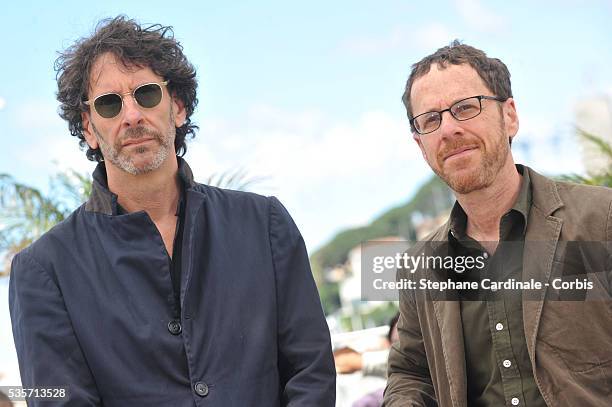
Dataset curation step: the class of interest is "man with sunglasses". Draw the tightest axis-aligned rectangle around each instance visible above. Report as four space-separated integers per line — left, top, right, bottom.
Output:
383 42 611 406
9 16 335 406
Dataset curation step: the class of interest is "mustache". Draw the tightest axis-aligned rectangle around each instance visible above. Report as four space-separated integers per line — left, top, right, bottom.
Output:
437 138 482 161
117 126 161 146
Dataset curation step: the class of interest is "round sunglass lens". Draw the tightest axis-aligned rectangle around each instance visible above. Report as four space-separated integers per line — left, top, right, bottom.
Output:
135 84 163 108
94 94 122 118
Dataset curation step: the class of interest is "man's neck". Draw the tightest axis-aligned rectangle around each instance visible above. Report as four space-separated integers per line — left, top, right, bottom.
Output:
106 157 180 222
455 160 522 244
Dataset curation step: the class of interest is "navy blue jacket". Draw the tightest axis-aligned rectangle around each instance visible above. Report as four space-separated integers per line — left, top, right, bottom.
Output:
9 158 335 406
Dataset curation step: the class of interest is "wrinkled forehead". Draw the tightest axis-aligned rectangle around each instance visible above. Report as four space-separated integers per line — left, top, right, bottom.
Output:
410 63 491 114
88 52 152 93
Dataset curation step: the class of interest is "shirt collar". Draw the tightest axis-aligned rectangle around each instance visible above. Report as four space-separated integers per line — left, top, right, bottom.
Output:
86 156 195 215
448 164 532 241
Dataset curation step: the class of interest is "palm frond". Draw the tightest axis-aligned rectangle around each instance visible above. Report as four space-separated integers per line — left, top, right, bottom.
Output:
0 171 92 276
576 128 612 159
560 129 612 188
204 168 268 191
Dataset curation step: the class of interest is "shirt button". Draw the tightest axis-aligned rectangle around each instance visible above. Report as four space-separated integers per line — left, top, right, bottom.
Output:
194 382 209 397
503 359 512 368
496 323 504 331
511 397 520 405
167 320 182 335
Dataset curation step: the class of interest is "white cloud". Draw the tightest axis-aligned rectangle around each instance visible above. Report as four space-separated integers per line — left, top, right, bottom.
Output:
11 99 95 176
453 0 508 33
196 105 419 192
513 112 584 176
339 23 456 55
14 99 62 130
186 105 425 248
0 97 6 111
415 23 458 50
339 4 510 57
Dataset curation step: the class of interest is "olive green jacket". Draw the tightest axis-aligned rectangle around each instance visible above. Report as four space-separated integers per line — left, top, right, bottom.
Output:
383 166 612 407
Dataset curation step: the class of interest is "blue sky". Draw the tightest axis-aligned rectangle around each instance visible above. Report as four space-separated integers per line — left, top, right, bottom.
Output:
1 0 611 251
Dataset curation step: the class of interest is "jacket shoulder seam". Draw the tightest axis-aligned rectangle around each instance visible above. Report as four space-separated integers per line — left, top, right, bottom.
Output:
266 196 281 324
14 251 55 286
266 197 285 344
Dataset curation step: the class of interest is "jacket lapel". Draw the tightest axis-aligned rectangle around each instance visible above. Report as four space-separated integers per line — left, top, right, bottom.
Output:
432 299 467 407
429 223 468 407
180 188 207 308
522 167 564 368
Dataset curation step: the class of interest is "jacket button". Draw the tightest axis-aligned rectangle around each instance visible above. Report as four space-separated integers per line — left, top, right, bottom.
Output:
167 320 182 335
194 382 209 397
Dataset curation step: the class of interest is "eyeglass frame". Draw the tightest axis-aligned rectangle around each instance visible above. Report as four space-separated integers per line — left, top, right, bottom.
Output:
410 95 506 135
83 81 169 118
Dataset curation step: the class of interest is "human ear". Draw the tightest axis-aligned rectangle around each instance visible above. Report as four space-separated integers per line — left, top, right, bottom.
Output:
81 111 99 149
171 95 187 128
503 98 519 139
413 133 429 161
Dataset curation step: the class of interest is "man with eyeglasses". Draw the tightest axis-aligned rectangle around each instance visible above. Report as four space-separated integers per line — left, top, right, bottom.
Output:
383 41 611 406
9 16 335 406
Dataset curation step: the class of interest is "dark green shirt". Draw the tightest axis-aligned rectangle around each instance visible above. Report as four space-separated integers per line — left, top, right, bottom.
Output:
449 165 547 407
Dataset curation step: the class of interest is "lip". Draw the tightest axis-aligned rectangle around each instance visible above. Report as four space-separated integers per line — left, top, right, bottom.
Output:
122 138 153 147
443 146 478 161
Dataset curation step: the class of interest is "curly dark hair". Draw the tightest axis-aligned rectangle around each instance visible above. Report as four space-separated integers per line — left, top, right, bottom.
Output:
402 40 512 133
55 15 198 162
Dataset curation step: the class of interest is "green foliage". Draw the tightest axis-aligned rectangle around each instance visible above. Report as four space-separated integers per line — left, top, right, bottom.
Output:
203 168 269 191
318 281 341 315
362 302 399 329
0 170 91 276
311 176 453 315
337 302 398 332
311 176 453 277
560 129 612 187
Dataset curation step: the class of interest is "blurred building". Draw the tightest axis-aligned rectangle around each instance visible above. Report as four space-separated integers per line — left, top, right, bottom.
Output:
333 237 402 331
331 209 450 331
574 93 612 174
414 210 451 240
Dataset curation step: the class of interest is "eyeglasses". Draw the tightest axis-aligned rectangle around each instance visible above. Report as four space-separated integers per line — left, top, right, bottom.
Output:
84 81 168 119
411 95 505 135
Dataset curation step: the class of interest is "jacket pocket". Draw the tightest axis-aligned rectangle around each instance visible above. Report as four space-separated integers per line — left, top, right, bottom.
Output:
538 300 612 373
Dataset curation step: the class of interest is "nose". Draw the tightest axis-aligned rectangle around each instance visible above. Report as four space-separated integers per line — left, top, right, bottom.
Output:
120 95 145 128
438 110 463 140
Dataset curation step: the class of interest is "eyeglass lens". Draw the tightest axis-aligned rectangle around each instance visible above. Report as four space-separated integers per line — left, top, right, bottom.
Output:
93 83 163 118
414 96 482 134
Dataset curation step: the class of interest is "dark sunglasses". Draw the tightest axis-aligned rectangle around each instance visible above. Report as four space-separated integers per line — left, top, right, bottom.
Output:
84 81 168 119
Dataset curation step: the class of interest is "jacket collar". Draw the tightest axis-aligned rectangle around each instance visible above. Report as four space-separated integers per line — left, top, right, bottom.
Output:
524 164 564 216
85 156 196 215
433 164 564 242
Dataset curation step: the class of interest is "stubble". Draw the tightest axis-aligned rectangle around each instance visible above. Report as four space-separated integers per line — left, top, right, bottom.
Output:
92 108 175 175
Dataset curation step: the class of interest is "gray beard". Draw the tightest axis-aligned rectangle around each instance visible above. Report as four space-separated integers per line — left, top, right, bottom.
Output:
92 111 175 175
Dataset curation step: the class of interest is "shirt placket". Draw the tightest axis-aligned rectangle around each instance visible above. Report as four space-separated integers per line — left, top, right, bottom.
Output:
486 299 525 406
